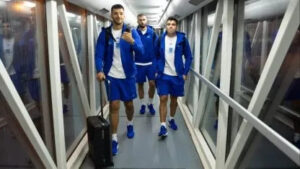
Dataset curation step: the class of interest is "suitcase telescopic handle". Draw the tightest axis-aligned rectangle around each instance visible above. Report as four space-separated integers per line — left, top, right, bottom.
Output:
99 80 104 118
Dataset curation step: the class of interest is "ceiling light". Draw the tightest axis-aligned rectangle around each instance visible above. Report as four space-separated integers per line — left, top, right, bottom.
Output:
23 1 35 8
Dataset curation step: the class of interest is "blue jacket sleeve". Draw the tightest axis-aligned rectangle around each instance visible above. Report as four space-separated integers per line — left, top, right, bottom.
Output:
183 37 193 75
131 29 144 57
0 37 3 61
95 29 106 73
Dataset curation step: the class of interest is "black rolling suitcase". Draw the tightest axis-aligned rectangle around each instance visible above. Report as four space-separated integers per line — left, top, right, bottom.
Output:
87 82 113 168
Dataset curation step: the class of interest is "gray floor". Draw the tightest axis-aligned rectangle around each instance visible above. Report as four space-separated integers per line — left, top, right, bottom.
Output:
80 95 203 169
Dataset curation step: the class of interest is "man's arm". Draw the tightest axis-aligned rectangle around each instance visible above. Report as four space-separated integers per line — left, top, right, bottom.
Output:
131 29 144 57
95 28 106 81
183 37 193 76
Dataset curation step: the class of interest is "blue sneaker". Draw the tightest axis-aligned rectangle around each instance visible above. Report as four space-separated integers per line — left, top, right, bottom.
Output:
168 119 178 130
63 104 68 114
112 140 119 156
213 119 218 130
140 105 146 114
127 125 135 139
158 125 168 137
148 104 155 115
295 140 300 149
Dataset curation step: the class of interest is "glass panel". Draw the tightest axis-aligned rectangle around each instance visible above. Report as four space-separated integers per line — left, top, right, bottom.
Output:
237 130 298 169
197 2 219 155
58 17 86 157
238 0 289 108
66 11 88 91
198 31 221 156
199 92 219 156
252 28 300 149
0 119 35 169
230 0 292 153
0 0 52 154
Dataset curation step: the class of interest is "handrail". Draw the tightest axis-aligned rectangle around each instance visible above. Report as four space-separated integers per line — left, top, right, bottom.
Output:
189 69 300 165
241 85 300 118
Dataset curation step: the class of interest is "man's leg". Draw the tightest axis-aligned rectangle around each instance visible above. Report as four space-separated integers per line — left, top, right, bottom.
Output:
158 95 168 137
170 96 178 117
168 95 178 130
148 80 155 99
110 100 120 135
110 100 120 155
138 83 146 114
159 95 168 122
124 100 134 121
147 80 156 115
124 100 135 138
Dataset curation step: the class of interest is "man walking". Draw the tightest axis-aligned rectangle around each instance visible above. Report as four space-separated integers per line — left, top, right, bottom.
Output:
135 14 158 115
156 17 193 137
95 4 144 155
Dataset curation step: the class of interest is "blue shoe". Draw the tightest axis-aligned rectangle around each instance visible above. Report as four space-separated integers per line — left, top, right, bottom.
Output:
112 140 119 156
127 125 135 139
63 104 68 114
158 126 168 137
168 119 178 130
139 105 146 114
295 140 300 149
148 104 155 115
213 119 218 130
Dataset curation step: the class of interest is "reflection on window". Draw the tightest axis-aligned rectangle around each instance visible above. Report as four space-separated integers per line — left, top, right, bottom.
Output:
0 0 45 168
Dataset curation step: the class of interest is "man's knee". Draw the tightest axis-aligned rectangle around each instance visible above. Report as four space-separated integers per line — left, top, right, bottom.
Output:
170 96 178 105
124 100 134 109
160 95 168 104
138 83 144 88
110 101 120 112
149 80 155 88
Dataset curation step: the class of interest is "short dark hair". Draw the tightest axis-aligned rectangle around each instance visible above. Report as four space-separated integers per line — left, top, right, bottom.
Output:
167 17 178 25
111 4 124 12
137 13 145 18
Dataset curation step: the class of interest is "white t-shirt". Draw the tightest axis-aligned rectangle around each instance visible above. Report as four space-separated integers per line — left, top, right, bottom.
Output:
163 35 177 76
108 28 126 79
141 27 147 35
2 38 16 75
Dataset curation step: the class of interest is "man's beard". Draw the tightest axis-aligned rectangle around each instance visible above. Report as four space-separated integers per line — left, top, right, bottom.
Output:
139 24 146 28
113 19 123 25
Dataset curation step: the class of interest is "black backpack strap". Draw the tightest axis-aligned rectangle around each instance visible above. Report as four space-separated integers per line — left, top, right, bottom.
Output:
157 35 162 47
105 27 111 46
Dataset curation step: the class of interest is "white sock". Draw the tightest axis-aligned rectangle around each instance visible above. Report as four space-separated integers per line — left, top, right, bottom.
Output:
148 98 153 105
161 122 166 127
127 120 133 126
112 133 118 142
169 116 174 121
294 133 300 142
140 98 145 106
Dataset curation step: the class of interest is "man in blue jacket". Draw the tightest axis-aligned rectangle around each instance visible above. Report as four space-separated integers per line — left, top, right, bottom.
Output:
156 17 192 138
95 4 144 155
135 14 158 115
0 20 23 97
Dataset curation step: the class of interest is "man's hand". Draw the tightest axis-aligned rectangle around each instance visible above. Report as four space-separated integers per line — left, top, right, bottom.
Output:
97 72 106 81
183 75 187 81
122 32 135 44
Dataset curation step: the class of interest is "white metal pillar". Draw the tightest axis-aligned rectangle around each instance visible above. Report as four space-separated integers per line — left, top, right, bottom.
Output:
46 0 67 168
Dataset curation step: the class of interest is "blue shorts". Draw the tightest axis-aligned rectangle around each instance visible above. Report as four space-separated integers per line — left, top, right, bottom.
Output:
136 64 156 83
105 76 137 101
156 74 184 97
60 65 70 84
10 74 24 95
28 79 40 102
